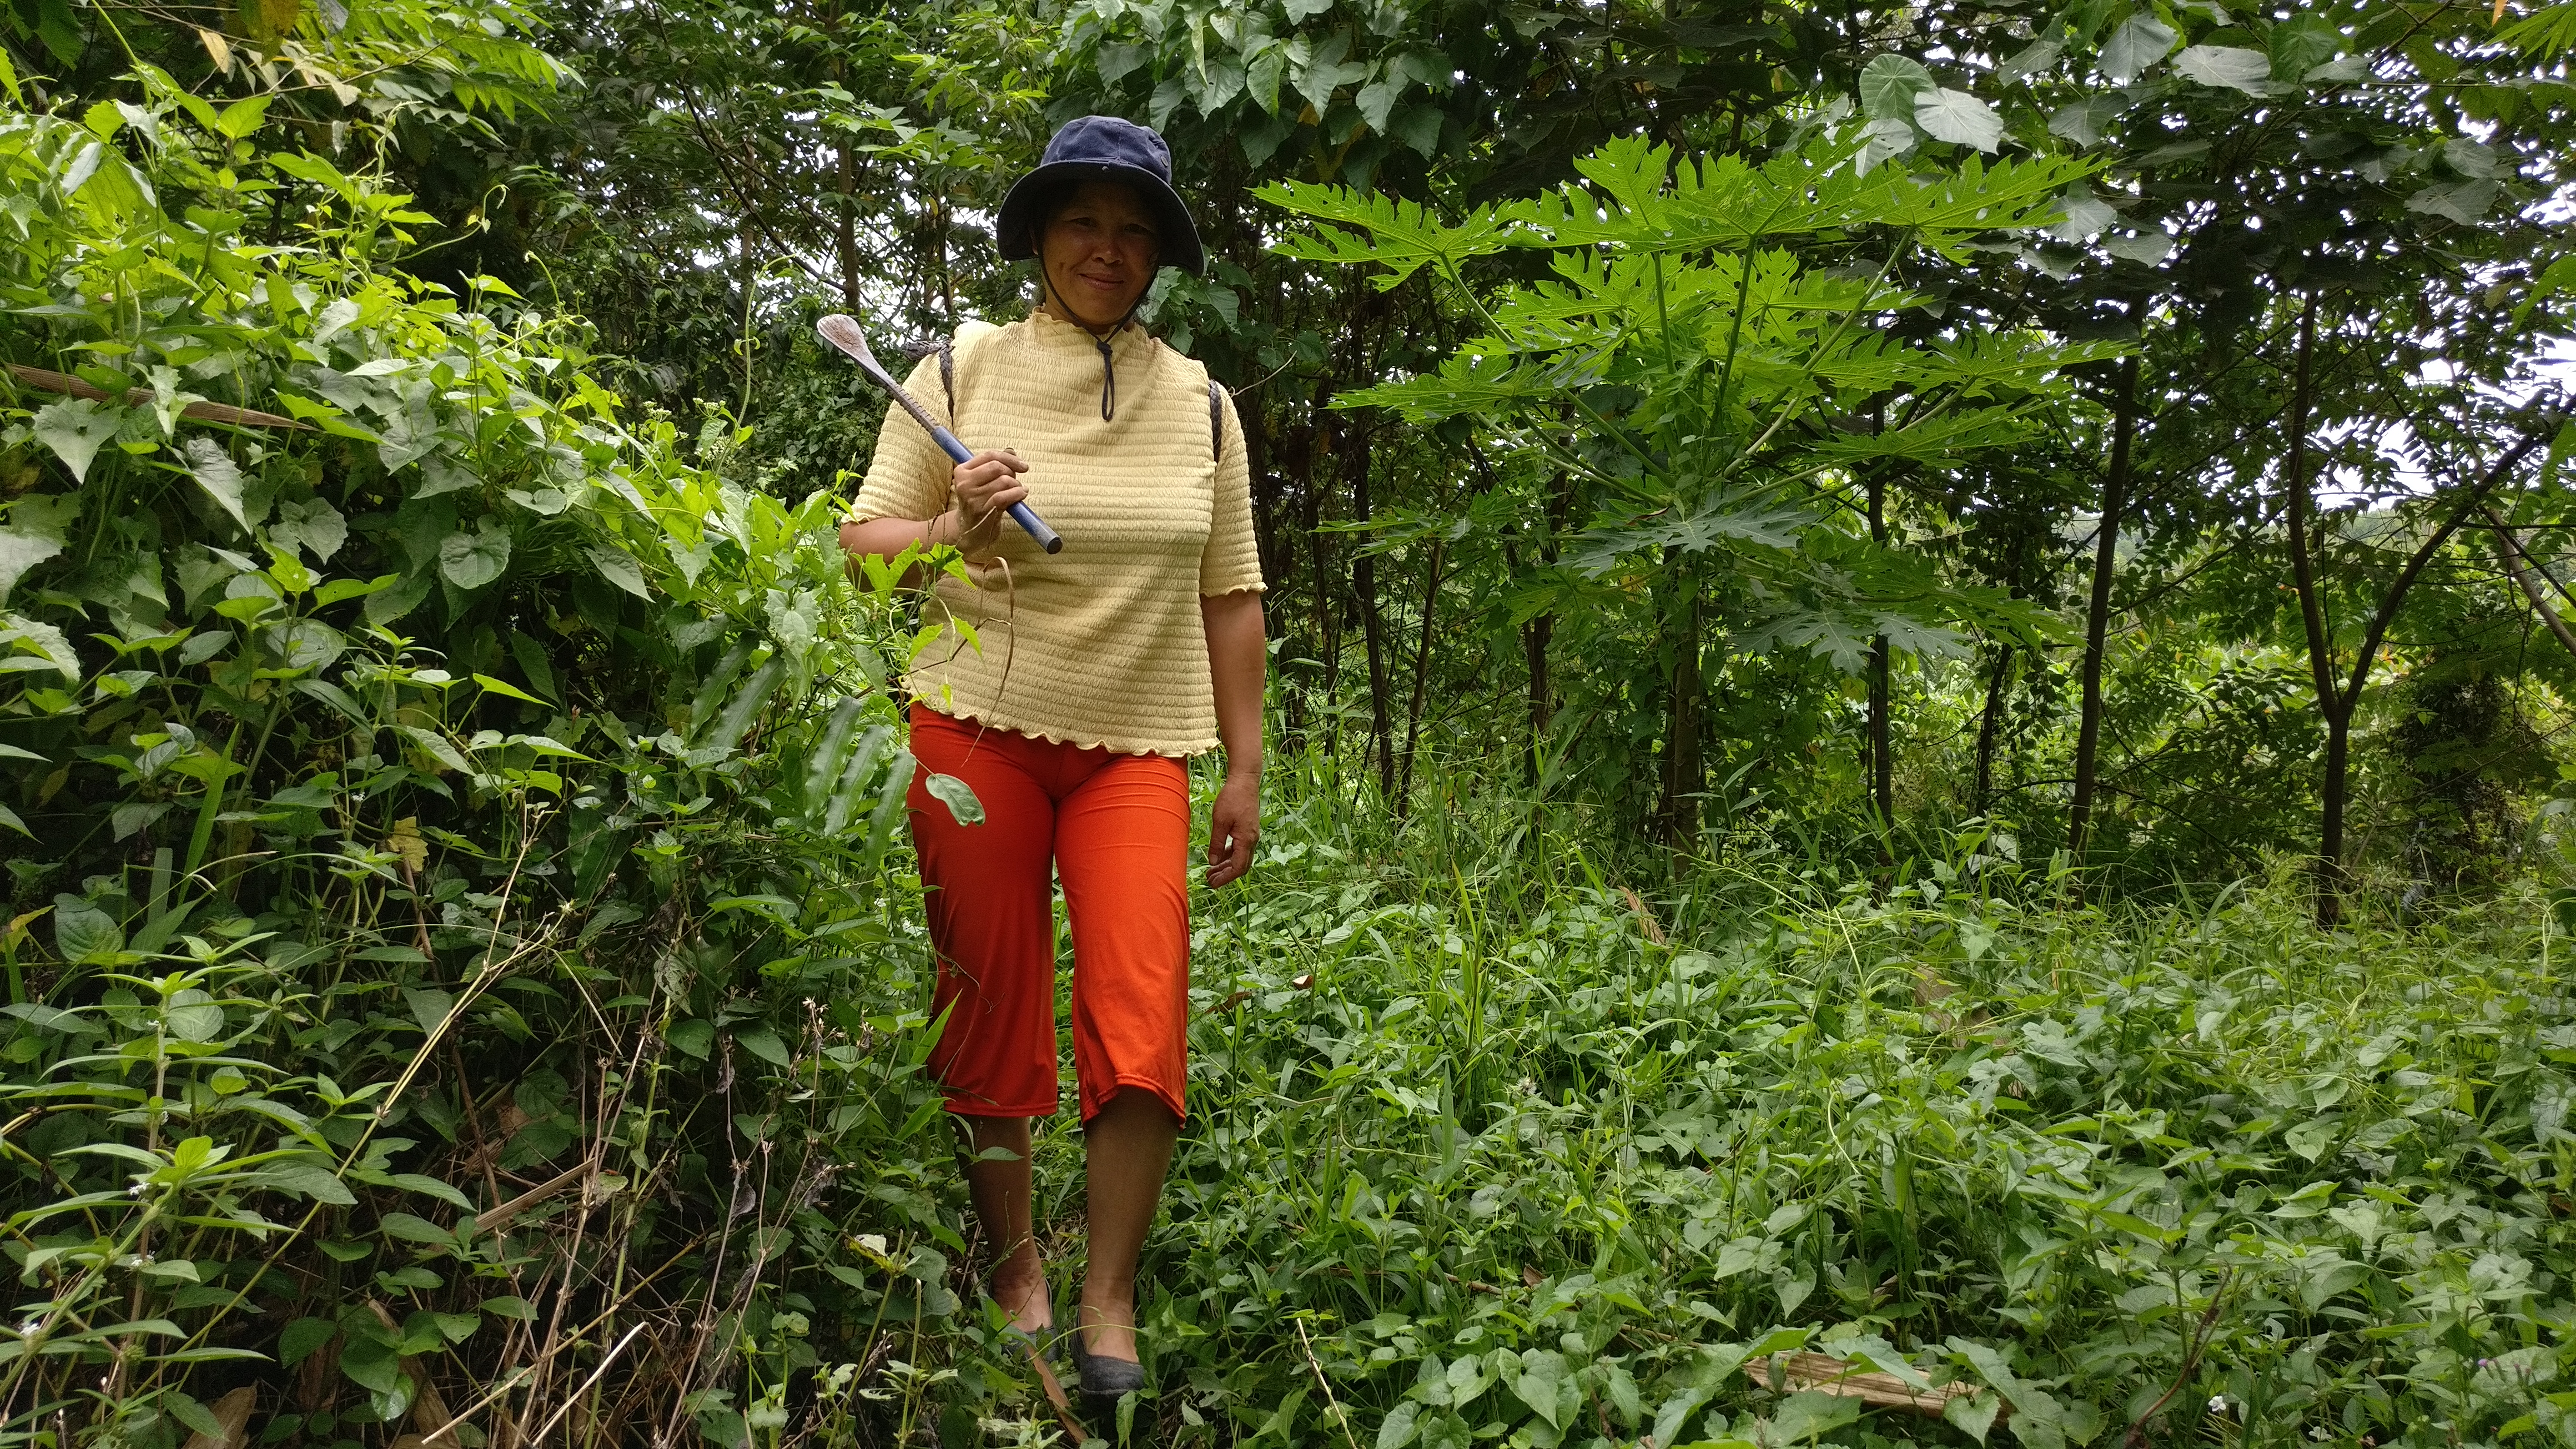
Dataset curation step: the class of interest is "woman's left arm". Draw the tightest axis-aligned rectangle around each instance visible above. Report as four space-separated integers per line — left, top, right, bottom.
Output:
1202 588 1267 888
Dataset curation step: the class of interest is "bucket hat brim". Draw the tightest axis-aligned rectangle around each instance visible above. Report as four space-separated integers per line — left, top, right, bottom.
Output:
995 160 1206 278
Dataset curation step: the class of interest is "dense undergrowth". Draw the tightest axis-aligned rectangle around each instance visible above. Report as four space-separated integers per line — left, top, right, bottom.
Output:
1006 766 2576 1449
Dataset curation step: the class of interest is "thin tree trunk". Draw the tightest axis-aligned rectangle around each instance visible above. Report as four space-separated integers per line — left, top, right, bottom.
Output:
1352 425 1393 799
1520 466 1573 787
1656 555 1705 850
1523 612 1552 786
2487 507 2576 662
1973 645 2016 814
833 140 858 310
1396 536 1446 819
2278 296 2344 924
2067 353 2141 864
1866 464 1893 843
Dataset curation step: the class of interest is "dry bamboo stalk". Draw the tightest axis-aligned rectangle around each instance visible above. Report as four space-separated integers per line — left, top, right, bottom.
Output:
474 1161 592 1233
5 362 312 430
1770 1353 1999 1417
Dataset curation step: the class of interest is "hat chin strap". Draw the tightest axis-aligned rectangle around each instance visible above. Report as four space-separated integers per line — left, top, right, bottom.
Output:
1038 266 1153 423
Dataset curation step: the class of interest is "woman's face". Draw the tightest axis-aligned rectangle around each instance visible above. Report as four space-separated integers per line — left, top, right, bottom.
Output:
1039 180 1161 330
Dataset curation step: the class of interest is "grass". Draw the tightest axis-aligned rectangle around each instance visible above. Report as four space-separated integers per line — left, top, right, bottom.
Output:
962 747 2576 1449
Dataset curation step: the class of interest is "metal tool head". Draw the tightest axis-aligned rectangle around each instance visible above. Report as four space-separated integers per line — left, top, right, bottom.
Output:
816 313 898 389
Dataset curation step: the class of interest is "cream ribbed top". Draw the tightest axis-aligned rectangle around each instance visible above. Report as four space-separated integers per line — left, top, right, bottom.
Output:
849 310 1265 756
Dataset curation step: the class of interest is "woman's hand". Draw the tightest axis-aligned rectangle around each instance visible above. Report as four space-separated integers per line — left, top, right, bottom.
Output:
951 449 1029 552
1206 771 1260 888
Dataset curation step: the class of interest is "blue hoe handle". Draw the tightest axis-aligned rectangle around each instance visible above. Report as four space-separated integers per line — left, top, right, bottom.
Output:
930 425 1063 555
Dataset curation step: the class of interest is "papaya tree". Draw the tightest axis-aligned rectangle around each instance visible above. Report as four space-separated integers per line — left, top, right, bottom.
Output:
1262 131 2117 847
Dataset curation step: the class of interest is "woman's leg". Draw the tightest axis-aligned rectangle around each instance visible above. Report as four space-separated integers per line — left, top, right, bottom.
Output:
1055 753 1193 1361
908 708 1064 1331
1079 1088 1180 1360
963 1115 1045 1331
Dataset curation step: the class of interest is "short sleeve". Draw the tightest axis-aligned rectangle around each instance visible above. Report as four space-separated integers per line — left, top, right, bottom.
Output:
846 351 954 525
1199 386 1265 596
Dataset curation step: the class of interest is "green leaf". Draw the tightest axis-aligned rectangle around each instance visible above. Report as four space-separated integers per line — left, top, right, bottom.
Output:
180 437 253 535
404 987 456 1037
0 527 63 607
271 496 348 562
482 1296 537 1321
1914 89 2003 152
473 672 546 706
925 772 984 826
314 573 400 606
379 1211 456 1246
258 1161 358 1206
1377 1401 1422 1449
280 1316 339 1366
1859 54 1935 120
1946 1389 2003 1444
735 1025 791 1066
163 1391 224 1441
588 545 650 599
54 897 123 960
439 522 511 592
2100 15 2176 81
0 802 28 838
33 399 120 484
668 1018 715 1058
2175 44 2272 93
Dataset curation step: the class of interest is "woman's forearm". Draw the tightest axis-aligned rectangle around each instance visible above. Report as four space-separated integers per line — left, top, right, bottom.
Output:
1202 589 1266 779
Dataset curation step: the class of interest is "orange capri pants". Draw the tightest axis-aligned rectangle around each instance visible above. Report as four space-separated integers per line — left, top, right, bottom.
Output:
906 705 1191 1123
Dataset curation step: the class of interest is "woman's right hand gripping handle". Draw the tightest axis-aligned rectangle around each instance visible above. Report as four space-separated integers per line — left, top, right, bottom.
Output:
837 447 1029 578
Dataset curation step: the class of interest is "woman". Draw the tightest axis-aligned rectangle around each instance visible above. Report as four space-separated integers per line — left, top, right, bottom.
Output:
836 115 1266 1405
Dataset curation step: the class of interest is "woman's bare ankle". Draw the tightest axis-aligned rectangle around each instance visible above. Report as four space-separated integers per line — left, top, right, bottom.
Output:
989 1251 1050 1331
1078 1286 1139 1361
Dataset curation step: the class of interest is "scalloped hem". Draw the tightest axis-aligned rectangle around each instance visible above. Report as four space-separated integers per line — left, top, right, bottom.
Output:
908 702 1213 759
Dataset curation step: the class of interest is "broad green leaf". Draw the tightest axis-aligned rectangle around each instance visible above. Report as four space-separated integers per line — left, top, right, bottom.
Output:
271 496 348 561
1915 89 2003 152
33 399 119 484
588 544 649 599
0 527 62 607
182 437 253 535
736 1025 791 1066
925 772 984 826
280 1317 339 1365
2100 15 2177 81
1858 54 1935 120
2175 44 2272 93
439 523 511 591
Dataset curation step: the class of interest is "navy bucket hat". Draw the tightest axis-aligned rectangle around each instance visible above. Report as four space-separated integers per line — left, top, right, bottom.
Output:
996 116 1206 278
